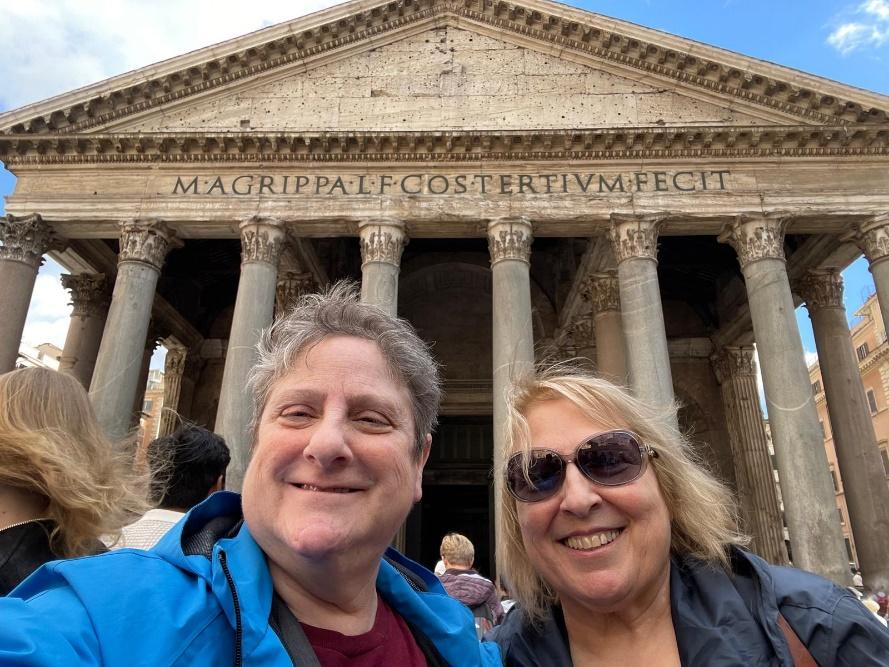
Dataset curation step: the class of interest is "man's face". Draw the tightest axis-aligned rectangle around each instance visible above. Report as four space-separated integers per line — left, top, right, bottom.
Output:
242 336 429 573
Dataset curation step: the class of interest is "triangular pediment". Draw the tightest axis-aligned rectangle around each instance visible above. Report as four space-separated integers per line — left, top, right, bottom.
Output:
1 0 888 140
100 26 774 133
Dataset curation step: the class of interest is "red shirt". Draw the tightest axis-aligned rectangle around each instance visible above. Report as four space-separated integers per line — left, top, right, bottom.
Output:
300 596 428 667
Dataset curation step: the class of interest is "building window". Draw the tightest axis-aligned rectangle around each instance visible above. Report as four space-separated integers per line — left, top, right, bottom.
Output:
811 380 822 395
845 538 854 561
819 420 825 439
838 507 845 524
856 342 870 361
830 467 839 492
142 399 153 413
867 388 879 415
881 449 889 477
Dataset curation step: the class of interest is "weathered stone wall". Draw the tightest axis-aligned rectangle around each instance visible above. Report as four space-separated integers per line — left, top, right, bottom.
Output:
117 27 766 133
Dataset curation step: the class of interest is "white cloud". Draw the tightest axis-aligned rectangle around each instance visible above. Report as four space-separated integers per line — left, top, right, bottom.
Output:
804 350 819 368
0 0 342 110
827 0 889 54
21 261 71 348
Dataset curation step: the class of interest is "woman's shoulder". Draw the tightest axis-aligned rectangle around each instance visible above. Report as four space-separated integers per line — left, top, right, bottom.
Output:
484 606 574 666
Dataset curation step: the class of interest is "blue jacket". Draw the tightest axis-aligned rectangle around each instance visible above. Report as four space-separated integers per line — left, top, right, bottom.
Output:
0 492 503 667
488 547 889 666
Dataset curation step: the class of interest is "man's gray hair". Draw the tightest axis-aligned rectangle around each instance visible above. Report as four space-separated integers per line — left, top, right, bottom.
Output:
248 281 441 455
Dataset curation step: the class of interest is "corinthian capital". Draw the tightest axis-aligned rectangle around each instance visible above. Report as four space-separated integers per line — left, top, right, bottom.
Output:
608 214 665 263
487 217 533 265
240 217 285 266
581 270 621 314
61 273 110 318
570 314 596 348
359 219 407 268
842 213 889 266
796 269 844 311
711 346 757 384
0 214 54 268
717 213 787 268
119 219 180 270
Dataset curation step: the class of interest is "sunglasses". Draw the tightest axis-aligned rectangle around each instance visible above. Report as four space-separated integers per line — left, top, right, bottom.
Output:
505 430 658 503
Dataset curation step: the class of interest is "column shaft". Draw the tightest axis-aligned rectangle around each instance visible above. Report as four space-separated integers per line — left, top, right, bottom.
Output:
799 270 889 590
584 271 627 385
90 220 177 442
0 215 54 373
714 348 788 564
609 215 674 413
217 218 284 491
359 219 406 317
59 274 110 388
488 218 535 540
720 216 849 584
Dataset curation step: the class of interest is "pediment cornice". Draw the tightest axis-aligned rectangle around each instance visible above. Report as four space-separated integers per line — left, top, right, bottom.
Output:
2 125 887 165
2 0 889 136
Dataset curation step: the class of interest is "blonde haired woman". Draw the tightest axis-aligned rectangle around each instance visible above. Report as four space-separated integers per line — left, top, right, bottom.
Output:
0 367 146 595
487 368 889 666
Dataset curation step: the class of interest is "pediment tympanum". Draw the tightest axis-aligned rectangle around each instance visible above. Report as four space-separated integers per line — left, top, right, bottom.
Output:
108 27 768 133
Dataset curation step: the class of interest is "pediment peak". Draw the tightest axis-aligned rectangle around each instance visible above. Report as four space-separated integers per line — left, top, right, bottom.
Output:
2 0 889 135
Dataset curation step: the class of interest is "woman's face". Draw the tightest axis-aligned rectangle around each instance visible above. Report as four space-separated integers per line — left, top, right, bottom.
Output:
515 397 673 616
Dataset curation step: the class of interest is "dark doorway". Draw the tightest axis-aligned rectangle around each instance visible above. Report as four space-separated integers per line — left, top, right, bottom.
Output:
413 484 493 577
405 416 495 577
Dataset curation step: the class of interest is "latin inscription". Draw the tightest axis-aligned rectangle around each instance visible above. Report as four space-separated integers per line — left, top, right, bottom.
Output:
172 170 731 196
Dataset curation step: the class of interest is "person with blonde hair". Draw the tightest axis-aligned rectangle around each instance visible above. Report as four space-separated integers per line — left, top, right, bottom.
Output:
487 367 889 665
438 532 504 635
0 367 146 595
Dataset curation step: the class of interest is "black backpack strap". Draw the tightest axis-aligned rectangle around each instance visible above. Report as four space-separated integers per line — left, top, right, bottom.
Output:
268 592 322 667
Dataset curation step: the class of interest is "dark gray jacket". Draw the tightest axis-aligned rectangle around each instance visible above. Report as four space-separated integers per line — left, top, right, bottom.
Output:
486 548 889 666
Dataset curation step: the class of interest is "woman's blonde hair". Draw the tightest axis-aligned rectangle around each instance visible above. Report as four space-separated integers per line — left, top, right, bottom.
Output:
0 367 148 557
440 532 475 567
497 366 746 623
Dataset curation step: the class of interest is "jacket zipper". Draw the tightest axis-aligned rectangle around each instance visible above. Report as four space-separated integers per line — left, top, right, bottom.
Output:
218 550 243 667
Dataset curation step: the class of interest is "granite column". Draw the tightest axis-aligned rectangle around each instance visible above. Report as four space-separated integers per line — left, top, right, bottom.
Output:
59 273 110 388
719 215 849 584
90 220 178 442
0 214 54 374
609 214 674 415
158 347 187 437
713 347 788 564
488 217 535 538
217 217 285 491
584 270 627 385
798 269 889 590
846 213 889 332
358 219 406 317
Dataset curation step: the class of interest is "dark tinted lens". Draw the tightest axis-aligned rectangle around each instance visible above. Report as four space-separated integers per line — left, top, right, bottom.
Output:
576 432 644 486
506 450 565 501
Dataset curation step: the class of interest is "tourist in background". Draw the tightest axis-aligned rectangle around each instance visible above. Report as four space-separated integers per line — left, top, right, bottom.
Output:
114 424 230 550
438 532 504 636
0 367 146 595
488 368 889 666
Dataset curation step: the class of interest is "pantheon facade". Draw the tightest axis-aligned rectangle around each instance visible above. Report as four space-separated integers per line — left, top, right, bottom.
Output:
2 0 889 586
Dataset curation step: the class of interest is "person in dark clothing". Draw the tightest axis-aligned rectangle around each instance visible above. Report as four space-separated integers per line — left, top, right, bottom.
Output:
438 532 504 627
0 367 146 595
487 368 889 666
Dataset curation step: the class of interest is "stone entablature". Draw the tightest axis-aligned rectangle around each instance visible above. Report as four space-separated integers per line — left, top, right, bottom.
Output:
4 126 888 165
2 0 887 136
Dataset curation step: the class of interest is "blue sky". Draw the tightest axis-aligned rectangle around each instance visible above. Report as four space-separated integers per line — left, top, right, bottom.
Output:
2 0 888 369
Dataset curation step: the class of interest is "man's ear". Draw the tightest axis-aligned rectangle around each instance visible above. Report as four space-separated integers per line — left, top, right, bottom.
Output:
413 434 432 502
